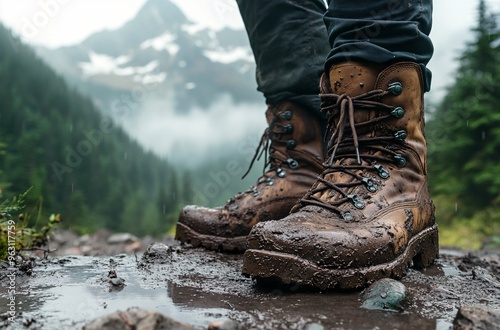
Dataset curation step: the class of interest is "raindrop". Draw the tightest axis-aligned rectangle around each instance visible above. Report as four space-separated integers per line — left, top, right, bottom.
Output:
124 152 127 160
466 120 469 127
455 203 458 213
482 131 486 140
69 124 73 132
71 183 74 193
163 204 166 214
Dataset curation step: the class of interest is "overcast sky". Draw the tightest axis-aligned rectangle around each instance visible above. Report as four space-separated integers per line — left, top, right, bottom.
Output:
0 0 499 101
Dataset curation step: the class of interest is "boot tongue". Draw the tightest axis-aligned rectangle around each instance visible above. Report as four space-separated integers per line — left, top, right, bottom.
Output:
316 62 385 207
328 61 383 97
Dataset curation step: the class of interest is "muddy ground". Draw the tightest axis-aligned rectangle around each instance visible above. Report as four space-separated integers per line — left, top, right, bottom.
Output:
0 229 499 329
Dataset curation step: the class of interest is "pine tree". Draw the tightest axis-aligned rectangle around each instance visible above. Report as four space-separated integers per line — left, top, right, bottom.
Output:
0 23 184 236
427 0 500 217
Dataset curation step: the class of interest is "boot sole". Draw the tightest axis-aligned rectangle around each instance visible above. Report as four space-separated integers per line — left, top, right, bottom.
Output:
242 224 439 290
175 222 247 253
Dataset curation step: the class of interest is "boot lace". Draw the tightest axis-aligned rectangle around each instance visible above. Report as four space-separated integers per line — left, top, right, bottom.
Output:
297 83 407 218
241 109 297 194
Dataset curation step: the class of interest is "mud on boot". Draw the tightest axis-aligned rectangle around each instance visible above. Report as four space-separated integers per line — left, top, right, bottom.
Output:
176 102 325 252
242 62 438 288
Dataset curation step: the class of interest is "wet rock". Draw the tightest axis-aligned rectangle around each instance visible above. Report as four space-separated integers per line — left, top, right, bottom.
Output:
458 251 500 276
108 233 139 245
453 306 500 330
22 317 36 327
81 245 94 255
361 278 406 311
83 307 199 330
208 319 241 330
102 269 126 289
471 267 500 289
141 243 173 264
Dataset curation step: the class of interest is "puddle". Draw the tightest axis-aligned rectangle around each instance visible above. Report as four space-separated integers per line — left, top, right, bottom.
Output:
0 246 498 329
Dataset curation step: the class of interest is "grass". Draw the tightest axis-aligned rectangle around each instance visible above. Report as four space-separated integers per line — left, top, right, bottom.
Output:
0 188 60 261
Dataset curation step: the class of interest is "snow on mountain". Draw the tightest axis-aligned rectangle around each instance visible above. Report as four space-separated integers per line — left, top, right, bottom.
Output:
203 46 254 64
33 0 264 163
140 32 180 56
79 52 162 78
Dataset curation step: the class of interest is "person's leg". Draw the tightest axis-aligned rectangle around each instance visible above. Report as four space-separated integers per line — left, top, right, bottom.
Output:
243 0 438 289
324 0 433 91
175 0 329 252
236 0 330 115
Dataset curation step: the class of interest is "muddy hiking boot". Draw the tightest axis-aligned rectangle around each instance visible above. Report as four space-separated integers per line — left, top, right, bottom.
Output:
243 62 439 289
176 102 325 252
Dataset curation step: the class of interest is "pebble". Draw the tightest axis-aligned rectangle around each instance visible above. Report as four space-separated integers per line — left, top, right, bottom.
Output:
305 323 324 330
141 242 173 264
453 306 500 330
83 307 198 330
208 319 241 330
361 278 406 311
107 233 139 245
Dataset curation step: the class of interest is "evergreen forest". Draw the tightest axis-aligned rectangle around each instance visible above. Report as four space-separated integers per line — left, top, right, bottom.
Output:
427 0 500 248
0 23 190 237
0 0 499 249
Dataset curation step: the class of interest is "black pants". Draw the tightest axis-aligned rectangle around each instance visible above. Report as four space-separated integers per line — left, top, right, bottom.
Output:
236 0 433 115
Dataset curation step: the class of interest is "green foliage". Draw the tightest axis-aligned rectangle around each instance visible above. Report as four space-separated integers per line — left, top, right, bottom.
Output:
0 24 191 237
427 0 500 248
0 189 60 260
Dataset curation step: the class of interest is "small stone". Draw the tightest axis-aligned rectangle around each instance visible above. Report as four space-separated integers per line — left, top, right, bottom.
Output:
81 245 93 255
208 319 241 330
305 323 324 330
83 307 198 330
107 233 139 245
361 278 406 311
109 277 125 287
141 243 173 264
453 306 500 330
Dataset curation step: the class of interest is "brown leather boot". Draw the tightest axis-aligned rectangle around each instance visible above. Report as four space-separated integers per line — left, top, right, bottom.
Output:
176 102 325 252
243 62 438 289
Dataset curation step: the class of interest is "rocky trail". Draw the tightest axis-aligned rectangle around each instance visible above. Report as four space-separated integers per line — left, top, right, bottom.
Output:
0 230 499 330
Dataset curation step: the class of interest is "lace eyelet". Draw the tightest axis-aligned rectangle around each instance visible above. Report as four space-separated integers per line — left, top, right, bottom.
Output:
394 130 407 141
388 82 403 95
283 124 294 134
362 178 377 192
277 168 287 178
252 189 259 197
266 177 275 186
374 164 390 179
342 212 353 221
287 158 299 169
391 107 405 119
286 140 297 149
394 154 407 168
348 195 365 209
280 110 293 120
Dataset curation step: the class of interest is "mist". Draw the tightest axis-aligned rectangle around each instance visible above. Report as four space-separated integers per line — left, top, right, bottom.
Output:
121 94 266 166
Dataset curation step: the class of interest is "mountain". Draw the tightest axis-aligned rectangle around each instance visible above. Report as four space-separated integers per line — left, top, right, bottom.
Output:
35 0 260 116
0 22 190 236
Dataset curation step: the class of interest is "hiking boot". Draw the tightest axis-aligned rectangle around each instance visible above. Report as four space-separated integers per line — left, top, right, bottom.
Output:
176 102 325 252
243 62 438 289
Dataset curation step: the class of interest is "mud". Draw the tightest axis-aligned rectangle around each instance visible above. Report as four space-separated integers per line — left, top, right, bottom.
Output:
0 244 499 330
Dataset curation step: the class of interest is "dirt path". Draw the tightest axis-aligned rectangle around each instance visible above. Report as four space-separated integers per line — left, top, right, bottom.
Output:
0 232 499 329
